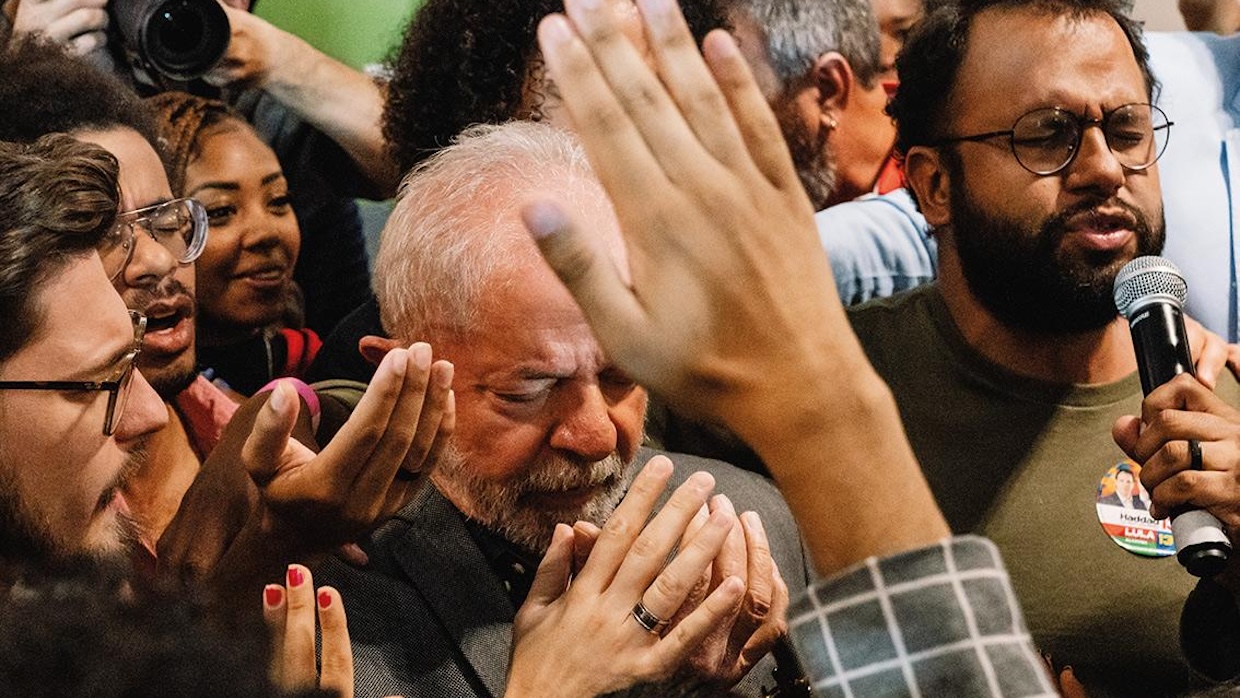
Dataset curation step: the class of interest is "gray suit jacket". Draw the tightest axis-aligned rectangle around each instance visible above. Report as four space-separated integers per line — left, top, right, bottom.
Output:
316 447 809 698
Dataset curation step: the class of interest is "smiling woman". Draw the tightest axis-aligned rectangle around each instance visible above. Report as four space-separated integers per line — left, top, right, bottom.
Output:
148 92 320 395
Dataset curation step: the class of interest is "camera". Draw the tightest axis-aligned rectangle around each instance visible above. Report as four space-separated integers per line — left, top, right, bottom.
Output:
109 0 231 82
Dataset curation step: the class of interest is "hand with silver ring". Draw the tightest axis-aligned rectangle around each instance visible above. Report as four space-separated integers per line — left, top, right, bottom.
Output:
631 600 670 634
506 456 748 698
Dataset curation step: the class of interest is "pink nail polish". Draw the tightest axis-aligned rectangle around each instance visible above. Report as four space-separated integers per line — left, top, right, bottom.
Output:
287 566 304 588
318 590 332 609
264 586 283 607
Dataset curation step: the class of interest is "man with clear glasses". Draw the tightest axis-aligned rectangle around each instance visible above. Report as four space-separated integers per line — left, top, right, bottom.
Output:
0 39 231 558
99 197 208 284
844 0 1240 694
0 134 166 565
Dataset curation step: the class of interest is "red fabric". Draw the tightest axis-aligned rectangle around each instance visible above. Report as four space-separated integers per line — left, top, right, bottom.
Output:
874 153 907 195
279 327 323 378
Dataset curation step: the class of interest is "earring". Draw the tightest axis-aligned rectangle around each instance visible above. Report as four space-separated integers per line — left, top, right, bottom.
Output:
825 117 839 131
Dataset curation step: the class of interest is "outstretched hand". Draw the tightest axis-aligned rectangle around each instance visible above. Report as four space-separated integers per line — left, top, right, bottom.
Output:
523 0 837 435
263 563 403 698
241 343 454 545
159 342 453 608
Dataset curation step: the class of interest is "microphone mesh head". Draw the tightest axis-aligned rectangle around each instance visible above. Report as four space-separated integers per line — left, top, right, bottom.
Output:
1113 255 1188 319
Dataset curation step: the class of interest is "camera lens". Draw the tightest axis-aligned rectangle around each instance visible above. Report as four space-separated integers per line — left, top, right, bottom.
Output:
145 0 229 79
153 4 207 56
109 0 230 81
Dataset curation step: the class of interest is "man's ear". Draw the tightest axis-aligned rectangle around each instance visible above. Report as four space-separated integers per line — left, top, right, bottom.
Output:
812 52 853 127
358 335 403 367
904 145 952 227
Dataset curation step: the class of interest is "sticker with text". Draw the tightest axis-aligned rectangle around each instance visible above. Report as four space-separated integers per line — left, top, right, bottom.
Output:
1096 460 1173 557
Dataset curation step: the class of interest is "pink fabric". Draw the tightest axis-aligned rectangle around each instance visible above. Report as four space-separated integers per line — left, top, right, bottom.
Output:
258 377 322 433
173 375 241 461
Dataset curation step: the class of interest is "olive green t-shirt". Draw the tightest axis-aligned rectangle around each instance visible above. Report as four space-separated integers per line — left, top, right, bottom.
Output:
849 284 1240 698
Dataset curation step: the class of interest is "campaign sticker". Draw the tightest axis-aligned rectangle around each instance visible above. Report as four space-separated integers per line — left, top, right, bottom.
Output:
1096 460 1174 557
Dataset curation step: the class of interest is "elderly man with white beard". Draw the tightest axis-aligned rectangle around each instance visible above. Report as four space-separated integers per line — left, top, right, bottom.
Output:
313 121 808 698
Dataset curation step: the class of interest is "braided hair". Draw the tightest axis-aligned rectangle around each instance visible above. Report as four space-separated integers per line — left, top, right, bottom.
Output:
145 91 240 196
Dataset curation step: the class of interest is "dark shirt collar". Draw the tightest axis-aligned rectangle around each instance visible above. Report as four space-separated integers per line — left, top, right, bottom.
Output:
463 519 543 608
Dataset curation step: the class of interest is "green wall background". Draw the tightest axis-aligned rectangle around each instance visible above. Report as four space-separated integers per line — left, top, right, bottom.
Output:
254 0 422 70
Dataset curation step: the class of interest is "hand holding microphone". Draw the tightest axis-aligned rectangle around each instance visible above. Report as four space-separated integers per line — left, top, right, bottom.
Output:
1113 256 1233 577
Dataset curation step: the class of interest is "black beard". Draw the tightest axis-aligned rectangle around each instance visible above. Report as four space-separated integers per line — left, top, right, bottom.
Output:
948 175 1165 335
146 363 198 399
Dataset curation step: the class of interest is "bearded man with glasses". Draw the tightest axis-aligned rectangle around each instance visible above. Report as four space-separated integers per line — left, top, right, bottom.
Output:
837 0 1240 695
0 134 167 565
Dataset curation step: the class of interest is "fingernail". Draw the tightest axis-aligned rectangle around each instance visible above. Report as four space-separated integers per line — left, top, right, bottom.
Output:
741 511 764 533
688 471 716 493
522 200 569 240
287 565 304 588
317 590 332 609
268 380 289 413
639 0 673 14
436 362 454 388
412 343 431 371
264 585 283 607
388 348 408 377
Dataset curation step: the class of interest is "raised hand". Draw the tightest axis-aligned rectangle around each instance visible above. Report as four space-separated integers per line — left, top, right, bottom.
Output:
521 0 948 574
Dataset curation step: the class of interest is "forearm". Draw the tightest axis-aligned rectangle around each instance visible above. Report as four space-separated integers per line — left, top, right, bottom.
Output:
256 27 398 196
724 319 950 576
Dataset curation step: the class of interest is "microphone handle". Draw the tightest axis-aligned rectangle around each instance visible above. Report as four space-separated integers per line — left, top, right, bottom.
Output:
1130 301 1194 393
1128 301 1231 577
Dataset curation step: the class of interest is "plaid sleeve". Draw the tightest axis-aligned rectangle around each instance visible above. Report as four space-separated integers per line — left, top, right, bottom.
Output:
786 536 1057 698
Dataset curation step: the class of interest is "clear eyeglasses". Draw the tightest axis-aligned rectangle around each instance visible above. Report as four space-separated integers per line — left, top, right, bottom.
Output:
99 198 208 281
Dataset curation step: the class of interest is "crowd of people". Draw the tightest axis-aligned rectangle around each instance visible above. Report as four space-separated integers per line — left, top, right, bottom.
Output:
3 0 1240 696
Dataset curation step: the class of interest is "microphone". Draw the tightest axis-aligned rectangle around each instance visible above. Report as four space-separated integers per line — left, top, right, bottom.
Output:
1114 255 1231 577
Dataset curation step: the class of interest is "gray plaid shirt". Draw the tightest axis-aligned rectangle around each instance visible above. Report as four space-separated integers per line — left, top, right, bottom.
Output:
787 536 1057 697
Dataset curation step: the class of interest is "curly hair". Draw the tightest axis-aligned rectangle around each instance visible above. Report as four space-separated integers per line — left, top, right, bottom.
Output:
887 0 1156 158
145 91 243 196
0 134 120 362
0 37 162 155
383 0 730 172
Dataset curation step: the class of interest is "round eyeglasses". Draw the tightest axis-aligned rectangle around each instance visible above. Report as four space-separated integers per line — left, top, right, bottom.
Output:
933 102 1173 176
99 198 208 282
0 311 145 435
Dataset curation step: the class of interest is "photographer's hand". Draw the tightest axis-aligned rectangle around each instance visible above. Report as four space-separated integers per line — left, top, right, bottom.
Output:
10 0 108 55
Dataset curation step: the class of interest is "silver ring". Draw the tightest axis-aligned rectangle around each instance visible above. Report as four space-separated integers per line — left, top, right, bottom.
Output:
1189 439 1203 471
631 600 669 634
